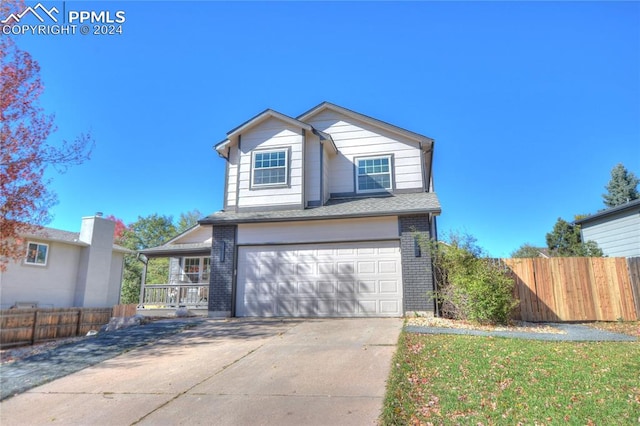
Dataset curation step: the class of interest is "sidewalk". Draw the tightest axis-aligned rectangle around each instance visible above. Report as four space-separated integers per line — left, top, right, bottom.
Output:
405 322 638 341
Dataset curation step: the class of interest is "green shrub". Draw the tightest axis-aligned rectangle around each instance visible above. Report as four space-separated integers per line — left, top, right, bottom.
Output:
421 231 518 325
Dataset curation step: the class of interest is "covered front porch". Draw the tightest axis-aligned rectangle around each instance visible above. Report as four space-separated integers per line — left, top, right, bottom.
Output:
137 225 213 316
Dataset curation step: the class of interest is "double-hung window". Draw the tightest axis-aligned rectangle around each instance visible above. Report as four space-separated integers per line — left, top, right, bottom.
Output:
25 242 48 266
356 155 393 193
252 149 288 187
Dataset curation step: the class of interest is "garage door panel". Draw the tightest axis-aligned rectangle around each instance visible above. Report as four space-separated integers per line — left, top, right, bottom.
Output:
297 263 314 275
380 300 400 314
337 300 357 314
380 280 399 293
379 261 398 274
337 262 355 274
337 248 356 255
359 300 377 314
337 281 355 294
298 281 316 295
318 263 334 275
358 280 376 294
358 261 376 274
357 247 376 255
237 241 403 317
277 281 296 294
318 281 336 293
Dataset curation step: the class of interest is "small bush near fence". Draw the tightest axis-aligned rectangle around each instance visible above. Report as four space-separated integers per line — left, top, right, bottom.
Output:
0 304 138 348
421 232 518 325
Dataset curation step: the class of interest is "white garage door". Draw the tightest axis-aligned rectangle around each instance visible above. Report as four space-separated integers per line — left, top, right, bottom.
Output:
236 241 403 317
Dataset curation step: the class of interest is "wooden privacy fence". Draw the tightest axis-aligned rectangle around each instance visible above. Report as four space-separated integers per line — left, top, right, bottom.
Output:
504 257 640 322
0 305 137 348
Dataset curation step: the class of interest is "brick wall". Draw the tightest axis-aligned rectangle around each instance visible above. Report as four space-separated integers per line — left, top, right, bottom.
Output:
208 225 236 316
399 215 435 314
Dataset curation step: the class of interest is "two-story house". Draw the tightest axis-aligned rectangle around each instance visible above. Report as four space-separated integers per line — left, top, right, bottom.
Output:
139 102 441 317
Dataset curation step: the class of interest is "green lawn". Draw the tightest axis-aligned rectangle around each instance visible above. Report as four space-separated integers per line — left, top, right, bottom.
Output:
381 331 640 425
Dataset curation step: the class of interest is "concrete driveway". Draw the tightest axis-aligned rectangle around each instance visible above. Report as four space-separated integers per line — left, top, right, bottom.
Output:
0 318 402 425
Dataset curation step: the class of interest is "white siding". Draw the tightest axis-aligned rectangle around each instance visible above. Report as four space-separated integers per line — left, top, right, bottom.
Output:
237 117 304 209
173 225 213 245
305 132 321 205
237 217 399 245
322 144 331 204
226 146 238 209
581 210 640 257
306 110 424 194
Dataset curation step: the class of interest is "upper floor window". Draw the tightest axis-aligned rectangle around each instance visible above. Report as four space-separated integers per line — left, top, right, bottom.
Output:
252 149 288 187
25 242 48 266
356 155 393 193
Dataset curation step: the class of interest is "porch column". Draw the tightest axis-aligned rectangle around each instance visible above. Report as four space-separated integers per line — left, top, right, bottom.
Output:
209 225 236 317
138 255 148 306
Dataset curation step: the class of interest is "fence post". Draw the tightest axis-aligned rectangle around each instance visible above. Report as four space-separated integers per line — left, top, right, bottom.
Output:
76 309 83 336
31 310 39 345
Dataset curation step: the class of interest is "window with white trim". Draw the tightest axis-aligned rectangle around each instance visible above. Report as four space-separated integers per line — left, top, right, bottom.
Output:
252 149 288 187
25 242 49 266
182 257 210 283
356 155 393 193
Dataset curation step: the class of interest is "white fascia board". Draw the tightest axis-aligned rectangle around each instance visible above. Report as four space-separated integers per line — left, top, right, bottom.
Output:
227 109 313 140
215 138 232 155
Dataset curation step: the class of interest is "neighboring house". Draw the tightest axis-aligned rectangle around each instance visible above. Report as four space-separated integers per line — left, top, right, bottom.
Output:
575 199 640 258
140 102 441 317
0 215 128 309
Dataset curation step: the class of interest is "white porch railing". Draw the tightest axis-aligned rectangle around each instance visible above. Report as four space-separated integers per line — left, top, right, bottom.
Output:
140 283 209 308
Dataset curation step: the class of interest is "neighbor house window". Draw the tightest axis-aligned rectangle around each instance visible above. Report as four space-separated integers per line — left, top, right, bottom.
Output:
182 257 210 283
252 149 288 187
25 242 48 266
356 155 392 193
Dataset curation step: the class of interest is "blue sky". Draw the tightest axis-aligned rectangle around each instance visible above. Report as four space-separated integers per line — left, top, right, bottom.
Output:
9 1 640 257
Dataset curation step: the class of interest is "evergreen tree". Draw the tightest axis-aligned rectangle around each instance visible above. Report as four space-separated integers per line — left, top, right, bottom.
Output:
545 218 603 257
603 163 639 208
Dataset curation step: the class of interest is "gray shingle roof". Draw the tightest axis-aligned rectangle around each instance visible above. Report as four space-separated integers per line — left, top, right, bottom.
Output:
23 226 131 253
200 192 441 225
574 199 640 225
24 226 86 245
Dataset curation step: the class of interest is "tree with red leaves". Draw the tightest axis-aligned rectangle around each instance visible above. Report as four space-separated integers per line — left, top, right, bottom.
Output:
105 215 127 244
0 0 94 270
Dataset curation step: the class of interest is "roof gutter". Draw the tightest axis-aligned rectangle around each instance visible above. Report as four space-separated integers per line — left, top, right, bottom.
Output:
199 208 442 226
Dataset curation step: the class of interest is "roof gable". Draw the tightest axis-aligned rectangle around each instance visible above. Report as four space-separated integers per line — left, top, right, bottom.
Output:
297 102 434 146
215 109 313 155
